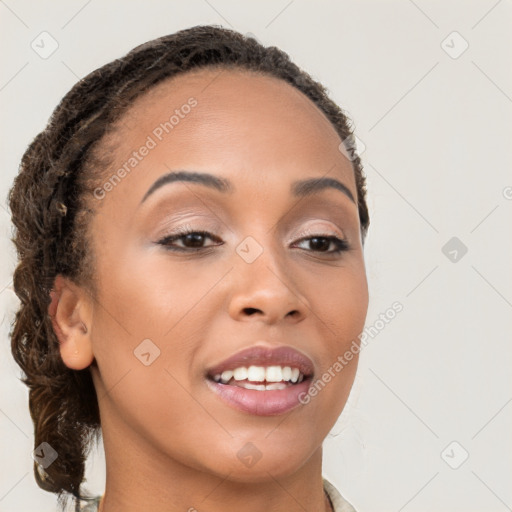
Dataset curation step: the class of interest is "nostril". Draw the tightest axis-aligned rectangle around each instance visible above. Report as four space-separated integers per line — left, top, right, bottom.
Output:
243 307 260 316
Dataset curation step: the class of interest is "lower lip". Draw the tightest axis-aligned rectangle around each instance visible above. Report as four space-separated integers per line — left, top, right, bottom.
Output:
205 378 312 416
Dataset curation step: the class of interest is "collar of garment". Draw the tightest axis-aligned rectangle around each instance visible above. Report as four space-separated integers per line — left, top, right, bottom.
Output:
323 477 357 512
79 478 356 512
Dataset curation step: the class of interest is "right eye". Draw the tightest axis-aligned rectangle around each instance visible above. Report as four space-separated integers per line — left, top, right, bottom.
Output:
156 229 223 252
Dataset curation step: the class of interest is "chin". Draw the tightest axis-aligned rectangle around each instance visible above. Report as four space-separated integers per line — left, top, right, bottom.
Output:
197 434 321 483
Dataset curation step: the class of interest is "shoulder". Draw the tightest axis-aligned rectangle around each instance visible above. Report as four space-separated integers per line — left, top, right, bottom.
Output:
323 478 358 512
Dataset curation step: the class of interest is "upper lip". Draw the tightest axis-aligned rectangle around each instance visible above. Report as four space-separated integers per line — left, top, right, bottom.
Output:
206 344 315 378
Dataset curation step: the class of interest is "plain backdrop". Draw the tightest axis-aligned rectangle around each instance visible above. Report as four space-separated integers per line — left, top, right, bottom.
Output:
1 1 511 511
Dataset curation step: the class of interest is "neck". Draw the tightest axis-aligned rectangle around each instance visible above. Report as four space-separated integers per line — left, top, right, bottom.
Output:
97 412 332 512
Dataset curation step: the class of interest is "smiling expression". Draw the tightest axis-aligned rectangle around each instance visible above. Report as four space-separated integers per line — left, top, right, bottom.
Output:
81 67 369 481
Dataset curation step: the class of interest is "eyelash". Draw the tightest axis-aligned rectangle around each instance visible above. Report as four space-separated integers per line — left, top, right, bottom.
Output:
156 227 350 255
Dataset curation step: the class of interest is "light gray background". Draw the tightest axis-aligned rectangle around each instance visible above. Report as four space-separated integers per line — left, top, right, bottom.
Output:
1 1 511 511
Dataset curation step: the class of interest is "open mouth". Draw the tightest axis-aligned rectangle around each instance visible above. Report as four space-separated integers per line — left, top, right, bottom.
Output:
204 344 315 416
208 364 310 390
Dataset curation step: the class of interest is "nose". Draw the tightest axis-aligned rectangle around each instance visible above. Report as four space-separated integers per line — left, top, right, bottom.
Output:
227 245 309 325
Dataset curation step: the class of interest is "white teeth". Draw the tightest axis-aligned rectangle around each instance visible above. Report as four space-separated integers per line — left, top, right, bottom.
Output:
235 381 288 391
213 365 306 386
233 367 248 381
266 366 283 382
247 365 266 382
240 382 266 391
265 382 287 390
220 370 233 383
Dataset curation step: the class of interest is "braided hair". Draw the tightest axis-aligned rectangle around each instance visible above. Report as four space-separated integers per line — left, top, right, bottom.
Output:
8 24 369 511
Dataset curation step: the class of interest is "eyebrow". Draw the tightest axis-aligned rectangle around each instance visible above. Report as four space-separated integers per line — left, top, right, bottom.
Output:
139 170 355 205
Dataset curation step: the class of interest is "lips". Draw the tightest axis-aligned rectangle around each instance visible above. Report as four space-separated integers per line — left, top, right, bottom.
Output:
206 345 315 378
205 344 315 416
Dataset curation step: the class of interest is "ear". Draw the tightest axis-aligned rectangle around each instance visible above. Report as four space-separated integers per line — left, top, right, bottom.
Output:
48 274 94 370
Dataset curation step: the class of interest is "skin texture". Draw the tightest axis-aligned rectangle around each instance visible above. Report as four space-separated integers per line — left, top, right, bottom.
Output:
49 68 369 512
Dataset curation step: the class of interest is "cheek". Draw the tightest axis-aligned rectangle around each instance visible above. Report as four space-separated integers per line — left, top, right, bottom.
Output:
93 357 227 474
90 242 223 396
88 257 215 455
315 261 369 340
308 261 368 399
92 238 203 338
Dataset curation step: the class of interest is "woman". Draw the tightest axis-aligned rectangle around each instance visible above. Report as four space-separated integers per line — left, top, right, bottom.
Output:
8 25 370 512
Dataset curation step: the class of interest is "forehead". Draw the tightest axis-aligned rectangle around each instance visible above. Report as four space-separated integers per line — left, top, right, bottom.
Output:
125 67 330 123
94 67 356 212
115 67 344 156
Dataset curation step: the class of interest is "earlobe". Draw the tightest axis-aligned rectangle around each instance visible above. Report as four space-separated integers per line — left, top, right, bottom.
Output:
48 275 94 370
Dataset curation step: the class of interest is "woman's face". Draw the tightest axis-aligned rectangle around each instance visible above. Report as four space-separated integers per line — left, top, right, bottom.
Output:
80 68 368 481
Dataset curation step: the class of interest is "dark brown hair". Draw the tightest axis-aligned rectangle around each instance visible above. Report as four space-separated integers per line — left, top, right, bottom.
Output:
8 24 369 511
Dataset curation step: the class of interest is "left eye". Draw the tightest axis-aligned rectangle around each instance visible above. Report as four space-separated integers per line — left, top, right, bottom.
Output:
293 235 349 254
157 229 349 254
